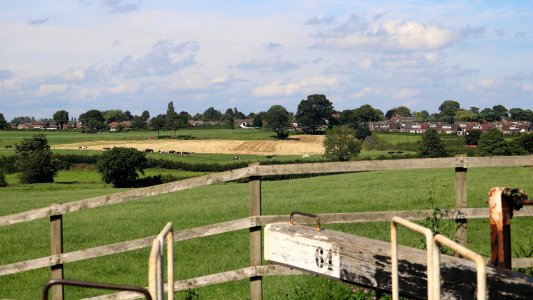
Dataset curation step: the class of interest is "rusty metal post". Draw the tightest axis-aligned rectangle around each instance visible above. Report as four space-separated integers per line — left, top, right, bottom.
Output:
455 155 468 250
249 162 262 300
50 214 64 300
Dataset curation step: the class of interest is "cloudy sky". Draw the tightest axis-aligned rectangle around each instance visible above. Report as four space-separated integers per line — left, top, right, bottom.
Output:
1 0 532 121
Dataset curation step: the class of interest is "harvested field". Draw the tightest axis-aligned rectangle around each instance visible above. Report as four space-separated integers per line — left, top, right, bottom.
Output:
52 135 325 155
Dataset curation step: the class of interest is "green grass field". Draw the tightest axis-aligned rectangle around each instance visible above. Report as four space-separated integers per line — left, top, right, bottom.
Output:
1 165 532 299
1 129 532 299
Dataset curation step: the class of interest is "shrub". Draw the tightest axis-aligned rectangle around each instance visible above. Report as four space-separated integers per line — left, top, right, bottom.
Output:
323 125 362 161
0 168 7 187
96 147 147 188
477 128 516 156
14 134 58 183
417 128 448 158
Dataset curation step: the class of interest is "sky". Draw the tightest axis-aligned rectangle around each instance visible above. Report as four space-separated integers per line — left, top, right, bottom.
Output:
1 0 532 121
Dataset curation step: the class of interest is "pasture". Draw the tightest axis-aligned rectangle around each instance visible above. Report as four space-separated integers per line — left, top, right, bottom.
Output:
1 129 532 298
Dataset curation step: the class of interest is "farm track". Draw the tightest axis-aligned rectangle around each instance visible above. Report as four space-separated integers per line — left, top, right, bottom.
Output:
52 135 325 155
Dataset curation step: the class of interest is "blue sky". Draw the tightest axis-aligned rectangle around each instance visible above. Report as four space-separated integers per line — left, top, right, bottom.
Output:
1 0 532 121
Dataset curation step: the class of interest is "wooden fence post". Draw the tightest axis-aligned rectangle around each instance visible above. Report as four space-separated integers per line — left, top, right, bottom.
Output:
50 214 64 300
249 163 262 300
455 155 468 250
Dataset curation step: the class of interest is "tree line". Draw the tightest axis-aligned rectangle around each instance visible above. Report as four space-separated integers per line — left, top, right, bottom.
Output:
1 96 532 135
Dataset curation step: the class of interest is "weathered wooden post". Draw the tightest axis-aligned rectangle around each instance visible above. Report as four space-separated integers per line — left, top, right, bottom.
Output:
50 212 64 300
248 163 262 300
455 154 468 249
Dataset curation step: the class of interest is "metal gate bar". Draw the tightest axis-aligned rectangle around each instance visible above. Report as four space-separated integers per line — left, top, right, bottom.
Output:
391 216 440 300
148 222 174 300
42 279 152 300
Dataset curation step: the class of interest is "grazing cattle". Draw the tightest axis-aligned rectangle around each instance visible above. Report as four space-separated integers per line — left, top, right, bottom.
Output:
103 147 111 151
182 152 191 156
233 156 240 160
302 154 310 159
169 150 175 154
144 149 154 153
4 145 13 149
265 155 274 159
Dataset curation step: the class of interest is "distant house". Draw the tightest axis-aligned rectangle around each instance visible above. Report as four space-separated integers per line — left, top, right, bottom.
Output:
108 121 132 132
234 118 253 129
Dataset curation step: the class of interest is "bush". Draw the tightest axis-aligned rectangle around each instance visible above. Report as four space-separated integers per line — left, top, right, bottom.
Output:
323 126 362 161
0 168 7 187
477 128 515 156
0 155 16 174
417 128 448 158
96 147 147 188
14 134 58 183
517 133 533 154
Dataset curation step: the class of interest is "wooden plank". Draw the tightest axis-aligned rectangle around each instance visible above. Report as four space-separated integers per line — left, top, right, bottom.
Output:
248 174 262 300
0 169 253 227
513 258 533 269
264 223 533 299
0 218 254 277
82 265 302 300
50 214 64 300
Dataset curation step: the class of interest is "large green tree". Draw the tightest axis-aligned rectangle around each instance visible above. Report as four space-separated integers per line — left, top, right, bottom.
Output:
438 100 461 123
353 104 384 122
264 105 291 139
150 114 166 139
0 113 8 129
14 134 58 183
203 107 222 121
79 109 105 133
477 128 510 156
96 147 147 188
323 125 362 161
165 101 179 135
517 133 533 154
418 128 448 158
295 94 334 132
53 110 69 129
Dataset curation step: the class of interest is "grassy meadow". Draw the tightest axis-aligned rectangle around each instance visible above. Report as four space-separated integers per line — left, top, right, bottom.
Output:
1 129 532 299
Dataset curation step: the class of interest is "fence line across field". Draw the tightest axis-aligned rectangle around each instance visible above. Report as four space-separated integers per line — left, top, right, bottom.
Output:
1 155 533 300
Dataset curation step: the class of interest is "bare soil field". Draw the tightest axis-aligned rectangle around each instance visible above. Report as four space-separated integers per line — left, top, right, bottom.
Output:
53 135 325 155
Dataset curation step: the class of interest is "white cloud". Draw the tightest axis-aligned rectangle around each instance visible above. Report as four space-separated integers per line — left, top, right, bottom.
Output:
108 82 140 94
521 84 533 92
393 88 419 99
35 84 68 96
211 74 233 84
351 87 382 99
0 78 22 91
252 77 338 97
62 68 86 81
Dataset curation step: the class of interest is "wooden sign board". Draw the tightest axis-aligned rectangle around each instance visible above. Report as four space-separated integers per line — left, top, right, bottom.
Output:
264 223 341 278
263 222 533 299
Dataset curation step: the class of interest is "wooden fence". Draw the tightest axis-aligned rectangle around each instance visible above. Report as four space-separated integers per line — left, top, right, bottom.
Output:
1 156 533 299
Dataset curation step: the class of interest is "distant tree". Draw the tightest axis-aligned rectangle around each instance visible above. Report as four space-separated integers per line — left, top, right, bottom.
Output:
131 115 147 130
252 113 264 128
353 104 384 122
14 134 58 183
96 147 147 188
454 109 477 122
0 168 7 187
0 113 8 129
79 109 105 133
477 128 511 156
150 114 166 139
203 107 222 121
438 100 461 123
10 116 35 125
414 110 430 123
395 106 412 117
464 129 482 146
479 108 497 122
223 108 235 126
418 128 448 158
53 110 69 129
354 123 372 140
295 94 334 132
141 110 150 121
124 110 133 121
177 113 189 129
323 126 362 161
492 104 508 121
264 105 291 139
165 101 179 135
233 107 246 119
509 108 533 121
517 133 533 154
103 110 127 123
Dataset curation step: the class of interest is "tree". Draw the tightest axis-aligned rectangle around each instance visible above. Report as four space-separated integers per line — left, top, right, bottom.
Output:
53 110 69 129
353 104 384 122
264 105 291 139
414 110 430 123
96 147 147 188
492 105 508 121
165 101 179 135
79 109 105 133
464 129 482 146
395 106 412 117
418 128 448 158
14 134 58 183
479 108 497 122
477 128 511 156
252 113 264 128
103 110 127 123
517 133 533 154
0 113 8 129
203 107 222 121
131 116 147 130
295 94 334 132
0 168 7 187
438 100 461 123
323 126 362 161
150 114 166 139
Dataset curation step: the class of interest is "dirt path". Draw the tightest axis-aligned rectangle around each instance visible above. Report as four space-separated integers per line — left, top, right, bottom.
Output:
53 135 325 156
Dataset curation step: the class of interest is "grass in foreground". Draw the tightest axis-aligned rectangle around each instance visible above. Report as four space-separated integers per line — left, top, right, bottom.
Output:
1 165 532 298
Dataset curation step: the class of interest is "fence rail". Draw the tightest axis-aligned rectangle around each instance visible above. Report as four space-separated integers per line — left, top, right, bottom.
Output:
2 155 533 299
